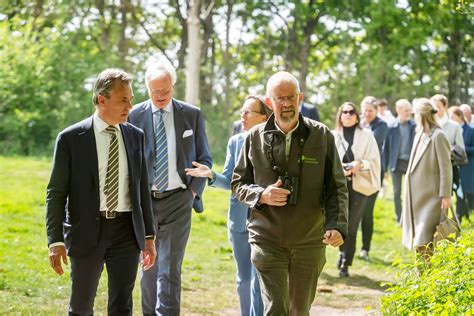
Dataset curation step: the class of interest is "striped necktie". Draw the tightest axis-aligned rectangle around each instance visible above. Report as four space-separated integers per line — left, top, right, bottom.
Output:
104 126 119 212
154 110 168 192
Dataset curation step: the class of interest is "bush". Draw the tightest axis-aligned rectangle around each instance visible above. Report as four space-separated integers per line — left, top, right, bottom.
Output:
381 230 474 315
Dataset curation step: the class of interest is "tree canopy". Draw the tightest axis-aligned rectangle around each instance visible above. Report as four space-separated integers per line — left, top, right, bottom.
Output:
0 0 472 160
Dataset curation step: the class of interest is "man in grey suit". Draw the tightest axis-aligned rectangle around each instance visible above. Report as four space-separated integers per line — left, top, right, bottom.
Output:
128 59 212 315
46 68 156 315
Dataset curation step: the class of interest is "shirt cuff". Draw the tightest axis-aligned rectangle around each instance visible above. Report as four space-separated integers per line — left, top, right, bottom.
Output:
207 171 217 186
145 235 156 241
49 242 65 249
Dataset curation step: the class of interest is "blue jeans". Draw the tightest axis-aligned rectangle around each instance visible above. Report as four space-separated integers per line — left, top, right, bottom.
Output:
229 229 263 316
390 160 408 222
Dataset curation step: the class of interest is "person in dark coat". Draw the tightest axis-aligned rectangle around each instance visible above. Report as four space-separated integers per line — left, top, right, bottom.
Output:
382 99 416 222
449 106 474 222
359 96 388 260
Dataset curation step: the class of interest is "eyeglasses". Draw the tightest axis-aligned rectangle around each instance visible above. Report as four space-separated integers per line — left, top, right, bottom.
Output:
240 110 263 116
149 88 172 96
272 93 299 105
341 110 356 116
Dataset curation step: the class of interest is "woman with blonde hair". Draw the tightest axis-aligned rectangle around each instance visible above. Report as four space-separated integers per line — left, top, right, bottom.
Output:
333 101 381 277
402 98 452 255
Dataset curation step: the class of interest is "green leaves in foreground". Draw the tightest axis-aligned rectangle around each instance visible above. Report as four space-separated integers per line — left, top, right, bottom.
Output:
381 230 474 315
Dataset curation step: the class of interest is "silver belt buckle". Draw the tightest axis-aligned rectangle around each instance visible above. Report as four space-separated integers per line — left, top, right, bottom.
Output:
106 210 117 219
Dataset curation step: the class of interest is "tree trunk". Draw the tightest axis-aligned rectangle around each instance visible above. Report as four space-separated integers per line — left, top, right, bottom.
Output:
185 0 201 106
118 0 130 62
445 29 463 105
199 0 215 107
222 0 234 118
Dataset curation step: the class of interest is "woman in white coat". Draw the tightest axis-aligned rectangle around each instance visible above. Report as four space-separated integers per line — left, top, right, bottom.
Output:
333 102 381 277
402 98 452 256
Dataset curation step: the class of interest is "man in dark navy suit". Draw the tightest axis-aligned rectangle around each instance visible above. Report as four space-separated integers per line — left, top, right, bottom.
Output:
129 59 212 315
46 68 156 315
382 99 416 222
299 101 320 122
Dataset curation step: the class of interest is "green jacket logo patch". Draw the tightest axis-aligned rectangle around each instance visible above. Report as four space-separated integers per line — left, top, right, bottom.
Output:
300 155 319 165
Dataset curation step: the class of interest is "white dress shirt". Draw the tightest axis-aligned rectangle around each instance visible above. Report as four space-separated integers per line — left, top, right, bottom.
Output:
378 110 397 128
437 114 465 148
94 113 132 213
151 101 186 191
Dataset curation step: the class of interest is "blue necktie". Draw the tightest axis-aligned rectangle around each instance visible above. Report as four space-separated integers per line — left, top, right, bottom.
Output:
154 110 168 192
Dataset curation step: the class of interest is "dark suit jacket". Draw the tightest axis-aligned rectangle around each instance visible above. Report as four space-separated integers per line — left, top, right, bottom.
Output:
460 123 474 193
128 99 212 213
369 116 389 154
299 102 320 122
382 119 416 172
46 116 155 257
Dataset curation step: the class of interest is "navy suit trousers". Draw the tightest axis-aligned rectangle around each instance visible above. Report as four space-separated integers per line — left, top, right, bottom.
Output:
69 212 140 315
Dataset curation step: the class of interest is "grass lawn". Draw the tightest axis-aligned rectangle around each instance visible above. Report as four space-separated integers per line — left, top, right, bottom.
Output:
1 156 471 315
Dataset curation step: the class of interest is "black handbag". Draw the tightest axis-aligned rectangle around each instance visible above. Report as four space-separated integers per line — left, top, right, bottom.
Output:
433 207 461 243
451 144 468 166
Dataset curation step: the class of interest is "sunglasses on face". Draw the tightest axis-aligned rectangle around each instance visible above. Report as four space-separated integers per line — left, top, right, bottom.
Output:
341 110 356 116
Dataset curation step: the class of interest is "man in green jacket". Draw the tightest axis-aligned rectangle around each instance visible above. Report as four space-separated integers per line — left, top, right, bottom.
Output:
231 71 348 315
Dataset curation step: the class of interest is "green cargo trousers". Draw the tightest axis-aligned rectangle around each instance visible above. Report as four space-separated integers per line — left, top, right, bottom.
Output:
250 243 326 316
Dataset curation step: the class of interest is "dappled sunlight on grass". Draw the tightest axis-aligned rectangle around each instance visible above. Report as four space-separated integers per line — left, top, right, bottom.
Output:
4 156 468 314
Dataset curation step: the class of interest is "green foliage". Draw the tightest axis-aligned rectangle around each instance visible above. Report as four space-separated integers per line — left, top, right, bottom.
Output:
0 14 116 155
381 231 474 315
0 1 472 159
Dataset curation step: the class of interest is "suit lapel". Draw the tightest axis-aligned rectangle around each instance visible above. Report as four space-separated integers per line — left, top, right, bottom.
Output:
410 130 433 172
393 123 401 157
141 101 155 158
80 116 99 188
173 99 184 168
120 124 134 187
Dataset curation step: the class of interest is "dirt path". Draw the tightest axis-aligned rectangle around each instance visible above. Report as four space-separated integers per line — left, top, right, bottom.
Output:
218 286 384 316
216 272 386 315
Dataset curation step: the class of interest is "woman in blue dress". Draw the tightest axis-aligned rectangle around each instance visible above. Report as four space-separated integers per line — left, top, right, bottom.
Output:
185 96 271 316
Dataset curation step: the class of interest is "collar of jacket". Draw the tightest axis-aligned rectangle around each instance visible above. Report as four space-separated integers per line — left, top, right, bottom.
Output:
393 119 416 129
263 113 310 142
370 116 383 129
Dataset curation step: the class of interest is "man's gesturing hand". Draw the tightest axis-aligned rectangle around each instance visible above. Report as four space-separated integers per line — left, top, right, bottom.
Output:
258 179 291 206
323 230 344 247
49 245 68 275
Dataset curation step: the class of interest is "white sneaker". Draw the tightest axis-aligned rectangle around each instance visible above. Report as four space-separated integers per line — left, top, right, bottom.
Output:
359 249 369 260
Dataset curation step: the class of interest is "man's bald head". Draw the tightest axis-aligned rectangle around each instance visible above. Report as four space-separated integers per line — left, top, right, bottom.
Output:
266 71 300 97
460 104 472 123
395 99 412 123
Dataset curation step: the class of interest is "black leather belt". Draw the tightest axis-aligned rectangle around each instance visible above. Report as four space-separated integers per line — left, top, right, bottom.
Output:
151 188 184 200
99 210 129 219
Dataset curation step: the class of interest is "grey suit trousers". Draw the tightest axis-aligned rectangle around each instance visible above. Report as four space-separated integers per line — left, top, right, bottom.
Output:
141 189 194 316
